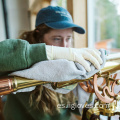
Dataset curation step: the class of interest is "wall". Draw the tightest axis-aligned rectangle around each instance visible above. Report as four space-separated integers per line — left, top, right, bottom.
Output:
0 0 30 41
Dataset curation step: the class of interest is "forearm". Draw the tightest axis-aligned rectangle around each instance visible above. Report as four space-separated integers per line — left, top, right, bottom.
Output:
0 39 47 76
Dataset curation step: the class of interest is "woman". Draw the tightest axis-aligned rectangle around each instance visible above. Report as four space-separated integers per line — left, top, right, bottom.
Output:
1 6 103 120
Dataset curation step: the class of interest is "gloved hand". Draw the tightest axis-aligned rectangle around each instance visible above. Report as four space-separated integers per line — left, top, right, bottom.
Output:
46 45 103 72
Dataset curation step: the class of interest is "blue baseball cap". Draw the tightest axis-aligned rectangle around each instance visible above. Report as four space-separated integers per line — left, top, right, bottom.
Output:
35 6 85 34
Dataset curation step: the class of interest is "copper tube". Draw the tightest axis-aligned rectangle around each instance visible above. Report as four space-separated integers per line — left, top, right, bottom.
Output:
0 77 14 95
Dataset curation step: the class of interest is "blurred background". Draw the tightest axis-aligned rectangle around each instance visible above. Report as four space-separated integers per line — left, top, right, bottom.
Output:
0 0 120 53
0 0 120 120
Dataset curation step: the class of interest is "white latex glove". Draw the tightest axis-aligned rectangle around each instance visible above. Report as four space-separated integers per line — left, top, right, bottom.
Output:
46 45 103 72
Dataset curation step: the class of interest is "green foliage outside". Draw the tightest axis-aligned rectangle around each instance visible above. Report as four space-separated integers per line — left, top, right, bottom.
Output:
95 0 120 48
56 0 67 8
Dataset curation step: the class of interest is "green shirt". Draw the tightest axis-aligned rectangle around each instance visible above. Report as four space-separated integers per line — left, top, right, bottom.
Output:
0 39 47 76
3 93 72 120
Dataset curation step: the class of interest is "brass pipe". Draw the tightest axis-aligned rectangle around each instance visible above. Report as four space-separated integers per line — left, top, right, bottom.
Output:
0 77 50 95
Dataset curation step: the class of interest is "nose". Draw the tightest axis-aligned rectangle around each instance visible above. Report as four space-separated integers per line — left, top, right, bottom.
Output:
61 39 67 47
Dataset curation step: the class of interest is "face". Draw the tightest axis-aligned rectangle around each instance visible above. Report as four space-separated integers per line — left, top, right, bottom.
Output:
43 28 73 47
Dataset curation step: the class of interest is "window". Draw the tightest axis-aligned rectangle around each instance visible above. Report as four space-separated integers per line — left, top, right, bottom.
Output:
51 0 67 8
88 0 120 53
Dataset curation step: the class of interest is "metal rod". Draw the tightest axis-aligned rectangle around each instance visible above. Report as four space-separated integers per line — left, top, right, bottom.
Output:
2 0 9 39
108 116 111 120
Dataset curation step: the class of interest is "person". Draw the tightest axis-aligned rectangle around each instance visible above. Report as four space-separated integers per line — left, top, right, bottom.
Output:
0 6 103 120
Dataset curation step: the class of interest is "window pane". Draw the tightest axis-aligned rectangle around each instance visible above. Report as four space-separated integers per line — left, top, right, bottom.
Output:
88 0 120 53
51 0 67 9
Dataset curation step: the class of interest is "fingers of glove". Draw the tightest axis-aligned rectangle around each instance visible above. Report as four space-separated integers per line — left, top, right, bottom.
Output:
83 48 101 56
84 49 103 64
92 48 101 55
75 54 91 72
82 51 101 70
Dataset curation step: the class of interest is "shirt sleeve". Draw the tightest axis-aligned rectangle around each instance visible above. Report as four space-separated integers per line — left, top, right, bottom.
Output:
0 39 47 76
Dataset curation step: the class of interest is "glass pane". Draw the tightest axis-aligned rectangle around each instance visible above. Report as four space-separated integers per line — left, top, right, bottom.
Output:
51 0 67 9
88 0 120 53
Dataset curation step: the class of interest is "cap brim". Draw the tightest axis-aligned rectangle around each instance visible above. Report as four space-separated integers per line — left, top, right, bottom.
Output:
45 21 85 34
